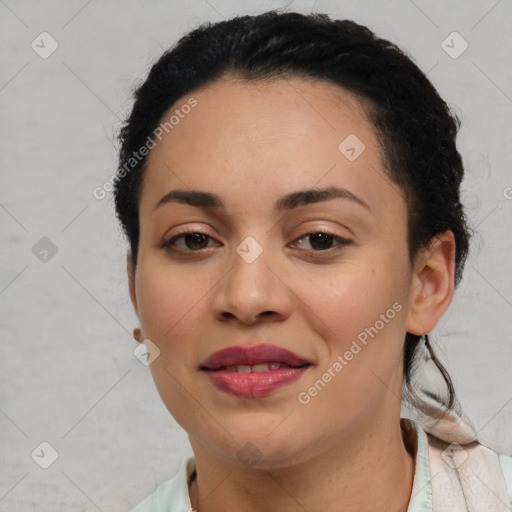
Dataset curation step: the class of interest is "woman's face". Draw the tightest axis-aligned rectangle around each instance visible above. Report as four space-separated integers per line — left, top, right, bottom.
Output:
130 77 420 467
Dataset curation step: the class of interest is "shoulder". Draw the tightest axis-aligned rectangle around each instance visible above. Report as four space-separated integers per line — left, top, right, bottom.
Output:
427 432 512 510
131 455 195 512
405 416 512 510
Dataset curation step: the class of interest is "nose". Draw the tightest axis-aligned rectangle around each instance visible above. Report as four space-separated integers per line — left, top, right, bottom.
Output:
210 240 293 326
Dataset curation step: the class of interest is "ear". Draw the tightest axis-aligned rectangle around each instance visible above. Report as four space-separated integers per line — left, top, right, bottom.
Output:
406 230 456 335
127 250 138 315
127 251 146 344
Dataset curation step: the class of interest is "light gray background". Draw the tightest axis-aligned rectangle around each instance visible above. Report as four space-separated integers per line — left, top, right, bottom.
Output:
1 0 511 510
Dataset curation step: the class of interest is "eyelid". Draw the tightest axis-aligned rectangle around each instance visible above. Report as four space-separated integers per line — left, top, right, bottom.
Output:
162 222 216 240
291 231 353 252
162 226 220 248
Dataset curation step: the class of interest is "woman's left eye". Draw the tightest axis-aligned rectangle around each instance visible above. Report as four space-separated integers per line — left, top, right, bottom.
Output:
291 232 353 252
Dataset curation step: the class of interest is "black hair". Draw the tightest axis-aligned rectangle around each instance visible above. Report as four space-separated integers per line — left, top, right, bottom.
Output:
113 10 472 417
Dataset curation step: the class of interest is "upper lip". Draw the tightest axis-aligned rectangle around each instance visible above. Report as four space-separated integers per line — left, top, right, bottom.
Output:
200 344 311 370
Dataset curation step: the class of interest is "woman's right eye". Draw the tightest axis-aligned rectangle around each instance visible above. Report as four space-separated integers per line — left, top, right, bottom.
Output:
162 232 221 253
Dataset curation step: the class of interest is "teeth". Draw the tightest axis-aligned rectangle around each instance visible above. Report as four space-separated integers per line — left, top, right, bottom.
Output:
221 362 291 372
252 363 270 372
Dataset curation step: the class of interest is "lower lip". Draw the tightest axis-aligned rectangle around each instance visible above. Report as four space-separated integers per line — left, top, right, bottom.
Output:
204 367 309 398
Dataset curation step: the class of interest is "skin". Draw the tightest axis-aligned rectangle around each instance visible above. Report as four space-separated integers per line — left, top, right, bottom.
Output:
127 76 455 512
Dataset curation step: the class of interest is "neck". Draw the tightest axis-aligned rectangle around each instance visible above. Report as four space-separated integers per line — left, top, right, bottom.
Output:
188 416 416 512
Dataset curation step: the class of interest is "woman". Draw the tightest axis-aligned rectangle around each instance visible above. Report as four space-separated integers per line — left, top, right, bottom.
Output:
113 11 512 511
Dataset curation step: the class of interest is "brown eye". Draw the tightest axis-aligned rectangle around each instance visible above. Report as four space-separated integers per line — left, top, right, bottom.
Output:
162 232 219 252
181 233 210 250
309 233 334 251
293 232 352 252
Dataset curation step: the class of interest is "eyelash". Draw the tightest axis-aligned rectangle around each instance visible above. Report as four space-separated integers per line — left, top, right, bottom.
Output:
161 229 353 256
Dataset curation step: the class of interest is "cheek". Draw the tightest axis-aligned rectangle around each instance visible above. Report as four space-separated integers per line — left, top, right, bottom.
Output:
295 259 409 395
135 263 211 361
295 297 406 428
135 264 212 427
299 262 405 345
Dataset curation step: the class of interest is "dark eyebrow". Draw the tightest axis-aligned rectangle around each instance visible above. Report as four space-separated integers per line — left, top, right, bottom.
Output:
275 186 371 213
153 186 371 213
153 190 223 211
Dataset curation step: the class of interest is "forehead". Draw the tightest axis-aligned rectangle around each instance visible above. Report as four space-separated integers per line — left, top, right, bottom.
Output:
139 77 405 222
147 76 374 160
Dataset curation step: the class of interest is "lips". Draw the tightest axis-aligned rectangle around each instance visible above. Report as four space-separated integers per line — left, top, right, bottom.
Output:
200 344 312 399
200 344 310 370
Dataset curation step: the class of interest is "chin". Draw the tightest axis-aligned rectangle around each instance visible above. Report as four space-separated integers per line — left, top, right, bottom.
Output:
208 420 313 470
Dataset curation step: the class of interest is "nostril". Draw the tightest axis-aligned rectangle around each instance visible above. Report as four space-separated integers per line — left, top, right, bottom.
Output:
258 311 279 320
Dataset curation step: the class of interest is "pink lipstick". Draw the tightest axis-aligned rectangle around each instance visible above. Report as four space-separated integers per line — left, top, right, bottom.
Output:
200 344 311 398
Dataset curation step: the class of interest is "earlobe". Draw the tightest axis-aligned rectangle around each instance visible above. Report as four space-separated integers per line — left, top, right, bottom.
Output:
133 327 144 343
406 231 456 336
